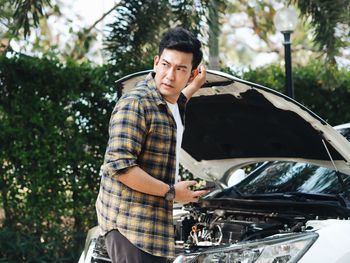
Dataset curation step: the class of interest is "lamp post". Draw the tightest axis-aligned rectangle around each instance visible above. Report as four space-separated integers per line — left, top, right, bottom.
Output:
274 7 298 99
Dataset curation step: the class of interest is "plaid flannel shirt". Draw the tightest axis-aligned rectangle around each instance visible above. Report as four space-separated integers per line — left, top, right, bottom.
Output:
96 73 187 258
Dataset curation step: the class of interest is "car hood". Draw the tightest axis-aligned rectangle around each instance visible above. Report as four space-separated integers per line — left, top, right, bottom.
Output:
117 70 350 182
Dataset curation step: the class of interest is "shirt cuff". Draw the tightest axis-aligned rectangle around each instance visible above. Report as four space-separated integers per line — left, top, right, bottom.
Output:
102 161 138 177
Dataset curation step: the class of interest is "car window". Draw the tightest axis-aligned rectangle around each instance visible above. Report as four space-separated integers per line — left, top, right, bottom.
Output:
235 161 347 195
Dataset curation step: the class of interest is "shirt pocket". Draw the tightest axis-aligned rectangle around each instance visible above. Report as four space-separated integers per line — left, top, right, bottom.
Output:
145 124 173 155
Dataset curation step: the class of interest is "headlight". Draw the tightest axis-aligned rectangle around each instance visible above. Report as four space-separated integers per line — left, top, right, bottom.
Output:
173 232 318 263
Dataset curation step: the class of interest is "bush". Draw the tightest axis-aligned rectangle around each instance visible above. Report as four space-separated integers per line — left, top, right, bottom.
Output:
0 54 114 262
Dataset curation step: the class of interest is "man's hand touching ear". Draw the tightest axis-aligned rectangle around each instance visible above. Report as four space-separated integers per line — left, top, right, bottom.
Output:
182 64 206 100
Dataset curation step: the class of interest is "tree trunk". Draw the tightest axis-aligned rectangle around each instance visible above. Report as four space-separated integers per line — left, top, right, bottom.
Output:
208 1 220 70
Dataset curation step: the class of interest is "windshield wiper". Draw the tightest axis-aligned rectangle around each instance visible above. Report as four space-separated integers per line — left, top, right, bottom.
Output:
285 192 349 207
260 192 347 207
284 192 336 200
248 192 348 206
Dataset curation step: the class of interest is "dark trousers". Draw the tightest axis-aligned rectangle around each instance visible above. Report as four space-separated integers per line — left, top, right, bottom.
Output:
105 229 168 263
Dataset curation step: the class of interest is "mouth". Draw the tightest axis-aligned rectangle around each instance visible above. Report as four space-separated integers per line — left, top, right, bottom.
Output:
162 83 174 89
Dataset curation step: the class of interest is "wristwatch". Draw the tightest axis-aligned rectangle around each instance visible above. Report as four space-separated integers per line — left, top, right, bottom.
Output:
164 184 175 201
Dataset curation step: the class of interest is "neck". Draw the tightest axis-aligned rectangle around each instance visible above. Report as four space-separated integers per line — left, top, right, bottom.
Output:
164 96 178 104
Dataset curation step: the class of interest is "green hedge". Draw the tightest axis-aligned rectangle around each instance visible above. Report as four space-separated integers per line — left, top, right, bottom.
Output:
0 54 114 262
0 55 349 262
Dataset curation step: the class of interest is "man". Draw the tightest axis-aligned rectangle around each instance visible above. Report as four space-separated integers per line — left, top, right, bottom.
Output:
96 27 208 263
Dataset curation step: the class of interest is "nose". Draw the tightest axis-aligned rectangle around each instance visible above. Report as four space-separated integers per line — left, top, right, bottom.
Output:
165 68 175 81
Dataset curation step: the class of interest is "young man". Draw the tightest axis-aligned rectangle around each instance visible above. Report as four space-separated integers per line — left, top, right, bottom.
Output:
96 27 207 263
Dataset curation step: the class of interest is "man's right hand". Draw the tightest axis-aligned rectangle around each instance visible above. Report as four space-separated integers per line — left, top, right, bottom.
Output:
174 180 209 203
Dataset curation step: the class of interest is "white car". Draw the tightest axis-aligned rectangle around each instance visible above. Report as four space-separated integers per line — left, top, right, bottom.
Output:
79 71 350 263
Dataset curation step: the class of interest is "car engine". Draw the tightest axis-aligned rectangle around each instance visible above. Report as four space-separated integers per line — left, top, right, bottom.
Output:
174 205 308 254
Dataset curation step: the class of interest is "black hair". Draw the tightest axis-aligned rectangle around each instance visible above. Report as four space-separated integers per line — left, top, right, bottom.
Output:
158 27 203 69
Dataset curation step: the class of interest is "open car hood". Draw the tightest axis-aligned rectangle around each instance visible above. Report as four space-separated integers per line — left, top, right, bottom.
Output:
117 70 350 182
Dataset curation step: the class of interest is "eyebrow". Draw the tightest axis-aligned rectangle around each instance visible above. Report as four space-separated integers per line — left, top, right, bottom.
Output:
162 59 189 69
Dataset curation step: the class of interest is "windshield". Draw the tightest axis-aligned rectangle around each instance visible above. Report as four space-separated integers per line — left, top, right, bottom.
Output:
338 126 350 141
234 161 350 195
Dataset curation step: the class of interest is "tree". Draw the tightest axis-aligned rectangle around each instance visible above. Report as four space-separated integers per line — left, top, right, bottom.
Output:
13 0 52 36
207 0 227 69
0 0 119 63
292 0 350 65
0 0 17 52
0 0 54 54
7 0 350 69
104 0 209 79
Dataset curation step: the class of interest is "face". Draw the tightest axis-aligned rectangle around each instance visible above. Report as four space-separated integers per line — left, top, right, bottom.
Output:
153 48 194 103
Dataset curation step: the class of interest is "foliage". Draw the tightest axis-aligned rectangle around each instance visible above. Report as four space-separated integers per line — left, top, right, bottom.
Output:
6 0 349 70
13 0 52 37
292 0 350 64
0 0 15 29
0 54 114 262
240 63 350 125
246 1 276 43
0 0 16 51
1 0 111 64
104 1 169 77
104 0 211 80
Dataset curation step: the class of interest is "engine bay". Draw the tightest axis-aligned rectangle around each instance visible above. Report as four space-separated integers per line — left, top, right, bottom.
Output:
174 204 312 255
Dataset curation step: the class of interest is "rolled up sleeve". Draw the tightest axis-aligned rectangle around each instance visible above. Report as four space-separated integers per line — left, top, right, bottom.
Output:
103 97 146 177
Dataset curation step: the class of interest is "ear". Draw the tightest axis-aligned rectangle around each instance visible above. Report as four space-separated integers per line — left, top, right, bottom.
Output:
188 68 199 84
153 55 159 71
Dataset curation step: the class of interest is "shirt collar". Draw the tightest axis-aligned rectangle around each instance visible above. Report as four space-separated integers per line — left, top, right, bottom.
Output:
145 72 166 106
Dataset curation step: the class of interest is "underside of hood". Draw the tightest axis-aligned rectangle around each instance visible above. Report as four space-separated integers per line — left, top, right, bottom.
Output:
183 89 340 161
180 71 350 179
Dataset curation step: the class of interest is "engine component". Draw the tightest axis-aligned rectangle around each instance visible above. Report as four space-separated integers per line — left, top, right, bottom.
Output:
175 206 307 253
